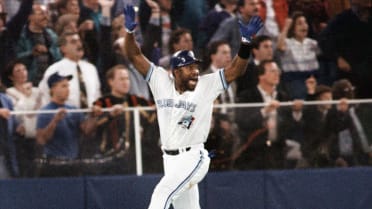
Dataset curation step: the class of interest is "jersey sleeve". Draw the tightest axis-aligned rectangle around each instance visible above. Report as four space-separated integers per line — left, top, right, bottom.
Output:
145 63 173 99
198 69 228 102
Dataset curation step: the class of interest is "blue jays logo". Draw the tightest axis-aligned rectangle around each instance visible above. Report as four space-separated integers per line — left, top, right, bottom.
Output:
178 115 195 129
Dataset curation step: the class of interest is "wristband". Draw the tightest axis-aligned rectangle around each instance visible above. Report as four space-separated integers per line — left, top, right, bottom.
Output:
125 28 135 34
238 43 252 59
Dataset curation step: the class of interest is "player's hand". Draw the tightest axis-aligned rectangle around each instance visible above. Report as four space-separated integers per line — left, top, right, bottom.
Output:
123 5 137 33
239 16 263 44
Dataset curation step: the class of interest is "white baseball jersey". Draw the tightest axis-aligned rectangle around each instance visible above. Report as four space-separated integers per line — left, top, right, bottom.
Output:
146 64 228 149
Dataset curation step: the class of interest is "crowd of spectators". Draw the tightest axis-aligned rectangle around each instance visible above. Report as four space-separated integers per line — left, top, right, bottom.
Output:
0 0 371 178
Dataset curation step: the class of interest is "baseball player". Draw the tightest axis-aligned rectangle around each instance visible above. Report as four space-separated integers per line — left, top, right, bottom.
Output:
123 5 263 209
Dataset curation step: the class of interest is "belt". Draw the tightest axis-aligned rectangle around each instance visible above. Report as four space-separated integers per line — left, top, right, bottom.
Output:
163 147 191 155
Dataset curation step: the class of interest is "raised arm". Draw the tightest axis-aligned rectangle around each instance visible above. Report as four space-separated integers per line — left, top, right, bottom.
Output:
224 16 263 83
123 5 151 77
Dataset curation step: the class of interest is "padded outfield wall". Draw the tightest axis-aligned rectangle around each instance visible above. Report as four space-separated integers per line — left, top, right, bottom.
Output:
1 167 372 209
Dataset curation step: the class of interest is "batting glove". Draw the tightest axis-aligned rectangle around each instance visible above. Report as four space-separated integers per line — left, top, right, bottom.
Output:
239 16 264 44
123 5 137 33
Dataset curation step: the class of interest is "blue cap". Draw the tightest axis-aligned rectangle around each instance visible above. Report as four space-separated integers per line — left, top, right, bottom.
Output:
170 50 201 70
47 72 73 88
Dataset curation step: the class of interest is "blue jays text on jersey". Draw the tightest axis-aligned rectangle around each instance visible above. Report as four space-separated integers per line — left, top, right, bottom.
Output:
156 99 197 113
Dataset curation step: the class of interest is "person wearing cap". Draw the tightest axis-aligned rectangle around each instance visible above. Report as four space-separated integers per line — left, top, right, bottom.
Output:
38 32 101 108
35 72 100 177
124 4 263 209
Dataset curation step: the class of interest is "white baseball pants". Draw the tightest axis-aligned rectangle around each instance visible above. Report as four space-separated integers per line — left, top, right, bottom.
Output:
148 145 210 209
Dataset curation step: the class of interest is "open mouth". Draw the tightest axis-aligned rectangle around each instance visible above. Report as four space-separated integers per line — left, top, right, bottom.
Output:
189 78 198 85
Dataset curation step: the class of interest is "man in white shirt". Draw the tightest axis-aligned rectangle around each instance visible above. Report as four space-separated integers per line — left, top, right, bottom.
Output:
38 32 101 108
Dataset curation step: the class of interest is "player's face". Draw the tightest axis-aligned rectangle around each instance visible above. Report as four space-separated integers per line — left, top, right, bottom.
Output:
109 69 130 97
176 63 200 91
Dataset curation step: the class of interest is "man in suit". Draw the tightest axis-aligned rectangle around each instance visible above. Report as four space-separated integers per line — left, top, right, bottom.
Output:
234 59 301 170
235 35 273 96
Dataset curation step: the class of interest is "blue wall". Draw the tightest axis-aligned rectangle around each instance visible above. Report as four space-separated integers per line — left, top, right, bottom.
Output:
1 167 372 209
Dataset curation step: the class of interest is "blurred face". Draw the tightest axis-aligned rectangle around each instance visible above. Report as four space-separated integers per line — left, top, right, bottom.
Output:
239 0 260 18
10 63 28 84
211 44 232 69
63 21 79 34
352 0 371 22
259 62 281 87
65 0 80 15
253 40 273 61
51 79 70 102
318 92 332 111
174 63 200 91
29 4 49 29
109 69 131 97
294 16 309 40
174 33 193 52
61 34 84 60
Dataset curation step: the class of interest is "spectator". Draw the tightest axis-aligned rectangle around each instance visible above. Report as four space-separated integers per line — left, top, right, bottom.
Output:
0 0 34 73
56 0 80 16
171 0 208 55
319 0 372 98
139 0 174 64
258 0 288 39
36 72 99 177
277 11 320 99
209 0 260 56
54 14 79 36
234 60 301 170
159 28 193 69
325 0 351 18
16 2 62 85
110 15 151 100
78 0 114 72
328 79 372 166
0 79 19 178
203 40 239 171
38 32 101 108
91 65 159 174
236 35 273 96
301 83 334 167
199 0 238 53
203 40 235 113
3 59 42 176
288 0 329 39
